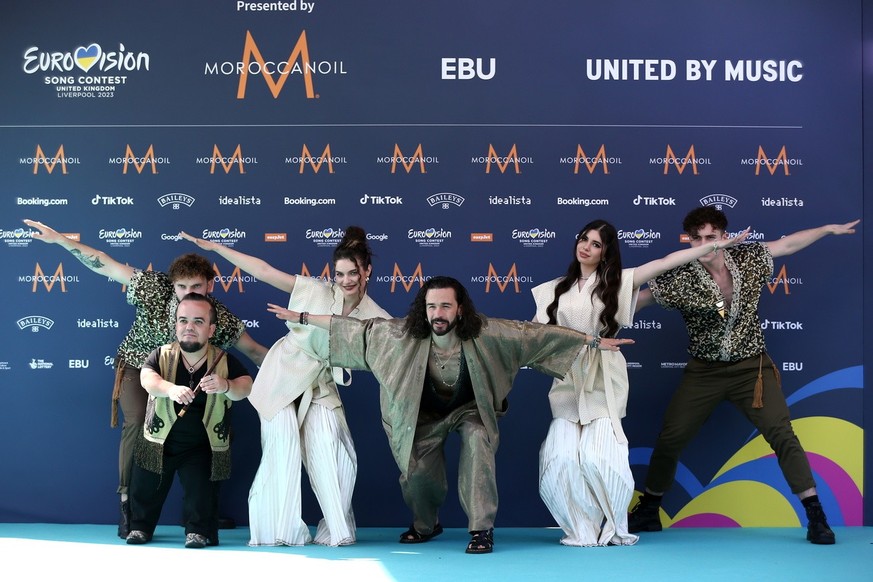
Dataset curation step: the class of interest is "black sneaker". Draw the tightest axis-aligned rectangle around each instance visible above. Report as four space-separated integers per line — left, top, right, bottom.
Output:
628 498 662 533
805 501 836 545
126 530 151 545
185 533 208 548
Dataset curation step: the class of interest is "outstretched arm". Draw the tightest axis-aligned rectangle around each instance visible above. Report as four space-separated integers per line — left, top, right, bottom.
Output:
233 331 268 367
24 219 135 284
632 227 751 286
765 220 859 258
635 288 655 312
267 303 332 330
180 231 296 292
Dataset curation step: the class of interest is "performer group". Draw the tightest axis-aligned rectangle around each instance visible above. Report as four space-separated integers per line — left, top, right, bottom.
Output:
22 209 858 552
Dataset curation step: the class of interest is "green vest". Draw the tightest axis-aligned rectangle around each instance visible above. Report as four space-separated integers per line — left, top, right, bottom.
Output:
134 343 232 481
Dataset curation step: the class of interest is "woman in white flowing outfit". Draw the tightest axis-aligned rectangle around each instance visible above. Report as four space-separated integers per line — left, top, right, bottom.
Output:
532 219 748 547
181 227 390 547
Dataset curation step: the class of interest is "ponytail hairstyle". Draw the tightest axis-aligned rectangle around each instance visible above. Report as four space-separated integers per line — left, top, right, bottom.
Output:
545 220 623 337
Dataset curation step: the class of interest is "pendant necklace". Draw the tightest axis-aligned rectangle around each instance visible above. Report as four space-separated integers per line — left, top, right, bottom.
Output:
181 352 207 374
431 340 462 387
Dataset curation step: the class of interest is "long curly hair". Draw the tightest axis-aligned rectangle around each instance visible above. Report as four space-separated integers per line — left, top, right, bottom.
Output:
402 276 483 340
545 220 623 337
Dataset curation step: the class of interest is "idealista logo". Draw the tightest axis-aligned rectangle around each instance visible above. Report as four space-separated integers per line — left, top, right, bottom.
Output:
617 228 662 249
196 144 255 174
21 145 80 174
20 262 80 292
201 227 247 248
651 144 710 175
99 227 143 248
109 144 170 174
441 58 496 80
22 42 150 99
473 263 532 293
204 30 346 99
741 145 802 176
305 227 344 248
426 192 465 209
512 228 556 248
212 263 257 293
17 315 55 332
2 227 38 248
157 192 195 209
767 264 802 295
378 144 438 174
408 228 452 248
474 144 532 174
286 144 346 174
561 145 620 175
376 263 430 293
700 194 738 209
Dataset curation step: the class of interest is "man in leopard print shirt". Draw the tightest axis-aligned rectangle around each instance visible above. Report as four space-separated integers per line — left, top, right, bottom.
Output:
626 207 858 545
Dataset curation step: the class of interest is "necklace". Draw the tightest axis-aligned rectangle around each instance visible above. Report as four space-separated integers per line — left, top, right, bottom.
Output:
579 271 595 280
181 352 207 374
430 340 462 387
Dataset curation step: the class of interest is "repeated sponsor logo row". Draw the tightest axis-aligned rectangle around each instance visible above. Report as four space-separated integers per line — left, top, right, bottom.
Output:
16 143 802 175
9 192 808 214
11 258 803 296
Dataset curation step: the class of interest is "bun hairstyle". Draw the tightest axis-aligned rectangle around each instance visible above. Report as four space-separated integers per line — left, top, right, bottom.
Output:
333 225 374 270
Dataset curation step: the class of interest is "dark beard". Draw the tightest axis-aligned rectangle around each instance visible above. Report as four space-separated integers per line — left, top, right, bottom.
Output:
429 317 458 337
180 340 205 353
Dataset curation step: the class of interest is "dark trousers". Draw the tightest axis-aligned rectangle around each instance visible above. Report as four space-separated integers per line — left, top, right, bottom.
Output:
117 363 147 495
129 443 219 538
400 402 498 533
645 354 816 495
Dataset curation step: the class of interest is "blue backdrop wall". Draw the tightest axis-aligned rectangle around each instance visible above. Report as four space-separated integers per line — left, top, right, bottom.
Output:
1 0 868 529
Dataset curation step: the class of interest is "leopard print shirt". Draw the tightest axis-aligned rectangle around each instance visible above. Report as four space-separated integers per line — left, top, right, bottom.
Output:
116 270 246 368
649 242 773 362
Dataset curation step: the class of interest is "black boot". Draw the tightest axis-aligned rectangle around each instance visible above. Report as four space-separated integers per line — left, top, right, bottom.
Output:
628 495 662 533
805 501 836 545
117 499 130 539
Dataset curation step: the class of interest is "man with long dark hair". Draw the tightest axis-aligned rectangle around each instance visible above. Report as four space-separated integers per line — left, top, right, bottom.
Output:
267 275 632 554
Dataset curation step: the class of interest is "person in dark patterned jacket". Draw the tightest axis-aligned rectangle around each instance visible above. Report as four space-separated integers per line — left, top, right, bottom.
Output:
626 207 858 545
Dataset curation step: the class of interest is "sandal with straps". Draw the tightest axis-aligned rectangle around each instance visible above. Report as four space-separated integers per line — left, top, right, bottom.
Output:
466 527 494 554
399 523 444 544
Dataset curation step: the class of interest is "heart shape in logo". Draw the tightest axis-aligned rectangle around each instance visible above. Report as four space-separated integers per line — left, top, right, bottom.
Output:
634 228 645 239
74 43 102 73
